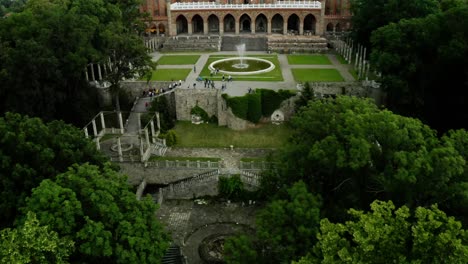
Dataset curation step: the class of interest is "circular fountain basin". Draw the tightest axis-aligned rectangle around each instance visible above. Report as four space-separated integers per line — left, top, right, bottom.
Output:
209 57 275 75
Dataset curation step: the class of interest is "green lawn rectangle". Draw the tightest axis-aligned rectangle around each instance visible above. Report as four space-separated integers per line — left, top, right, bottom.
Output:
291 69 344 82
147 68 191 81
156 55 200 65
335 54 348 64
199 55 284 82
287 55 332 65
173 121 291 148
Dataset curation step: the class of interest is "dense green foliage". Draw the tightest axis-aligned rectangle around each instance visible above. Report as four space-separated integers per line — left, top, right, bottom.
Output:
22 163 170 263
218 175 244 200
159 130 178 146
258 89 295 116
0 212 74 264
224 235 258 264
297 201 468 263
0 0 151 124
350 0 440 48
371 1 468 131
0 113 108 228
146 95 176 132
190 105 210 122
0 0 26 17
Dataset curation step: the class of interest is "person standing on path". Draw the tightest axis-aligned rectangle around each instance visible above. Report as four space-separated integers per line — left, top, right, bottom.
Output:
193 65 196 73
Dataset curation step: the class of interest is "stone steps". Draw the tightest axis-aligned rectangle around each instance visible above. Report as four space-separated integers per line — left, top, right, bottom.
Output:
221 35 267 51
161 35 221 52
267 35 328 53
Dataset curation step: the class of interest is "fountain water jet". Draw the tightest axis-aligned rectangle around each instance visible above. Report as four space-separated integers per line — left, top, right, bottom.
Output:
234 43 248 69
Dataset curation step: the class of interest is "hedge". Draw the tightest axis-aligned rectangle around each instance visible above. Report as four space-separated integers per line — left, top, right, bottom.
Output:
259 89 296 116
246 93 262 123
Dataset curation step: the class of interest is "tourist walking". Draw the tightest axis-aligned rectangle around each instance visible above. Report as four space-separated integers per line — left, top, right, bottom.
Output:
193 65 196 73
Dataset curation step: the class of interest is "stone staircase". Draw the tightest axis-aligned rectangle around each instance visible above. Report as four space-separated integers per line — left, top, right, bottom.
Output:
160 35 221 52
267 35 328 53
162 245 185 264
151 139 168 156
221 35 267 51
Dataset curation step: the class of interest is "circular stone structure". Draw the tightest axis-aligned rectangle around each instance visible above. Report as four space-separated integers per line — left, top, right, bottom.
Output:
208 57 275 75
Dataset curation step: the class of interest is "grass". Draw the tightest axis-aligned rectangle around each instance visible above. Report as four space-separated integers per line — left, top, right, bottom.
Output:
148 156 221 162
287 55 332 65
100 134 121 142
145 68 192 81
173 121 291 148
156 55 200 65
291 69 344 82
199 55 284 82
349 68 358 80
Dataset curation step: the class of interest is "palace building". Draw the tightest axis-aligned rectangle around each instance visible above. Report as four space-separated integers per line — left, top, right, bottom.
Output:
140 0 351 37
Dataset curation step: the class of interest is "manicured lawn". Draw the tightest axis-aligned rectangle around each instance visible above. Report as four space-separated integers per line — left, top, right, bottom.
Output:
156 55 200 65
291 69 344 82
287 55 332 65
173 121 291 148
349 68 358 80
146 68 192 81
335 54 348 64
199 55 283 81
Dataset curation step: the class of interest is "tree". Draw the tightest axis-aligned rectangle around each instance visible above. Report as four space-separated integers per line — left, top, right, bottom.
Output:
256 181 322 263
0 211 74 264
370 2 468 131
301 200 468 263
263 96 467 222
22 163 170 263
224 235 258 264
350 0 440 48
0 112 108 228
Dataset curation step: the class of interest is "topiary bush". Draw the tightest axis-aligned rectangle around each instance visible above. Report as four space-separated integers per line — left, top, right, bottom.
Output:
159 130 178 146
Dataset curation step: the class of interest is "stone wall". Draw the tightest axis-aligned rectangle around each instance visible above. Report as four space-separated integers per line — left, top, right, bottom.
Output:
174 89 220 121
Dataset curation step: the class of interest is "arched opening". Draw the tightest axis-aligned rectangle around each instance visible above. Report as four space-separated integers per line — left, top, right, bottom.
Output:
271 14 283 34
240 14 251 33
192 15 204 34
208 14 219 33
287 14 299 34
149 24 157 35
303 14 316 35
335 23 342 32
326 23 334 32
158 24 165 35
255 14 267 33
224 14 235 33
176 15 188 35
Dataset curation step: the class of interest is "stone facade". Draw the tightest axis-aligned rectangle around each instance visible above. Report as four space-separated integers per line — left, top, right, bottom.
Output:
142 0 352 37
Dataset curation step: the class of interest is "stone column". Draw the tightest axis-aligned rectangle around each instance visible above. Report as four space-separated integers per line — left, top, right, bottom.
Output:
100 112 106 130
84 127 89 138
166 0 173 36
118 111 124 134
97 64 102 80
150 120 156 143
138 113 142 131
85 68 89 81
145 128 150 150
219 21 224 35
235 20 240 35
251 20 255 34
283 20 287 35
203 21 208 35
156 112 161 131
299 20 304 35
188 23 193 35
117 137 123 162
267 19 272 35
90 64 95 81
96 138 101 150
92 120 97 136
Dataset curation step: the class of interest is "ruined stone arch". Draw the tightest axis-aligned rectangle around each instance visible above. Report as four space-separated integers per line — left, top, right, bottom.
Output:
287 13 300 33
255 13 267 33
271 13 284 34
335 22 342 32
223 14 235 33
326 22 334 32
207 14 220 33
157 23 166 35
303 14 316 34
239 13 252 33
192 14 204 34
176 15 188 35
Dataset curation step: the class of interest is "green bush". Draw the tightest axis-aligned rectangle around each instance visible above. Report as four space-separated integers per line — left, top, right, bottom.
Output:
190 105 209 122
246 93 262 123
225 96 249 120
147 96 175 133
218 175 244 200
159 130 178 146
259 89 295 116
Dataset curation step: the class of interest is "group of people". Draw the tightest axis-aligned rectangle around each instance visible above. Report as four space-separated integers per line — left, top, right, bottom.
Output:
141 80 182 98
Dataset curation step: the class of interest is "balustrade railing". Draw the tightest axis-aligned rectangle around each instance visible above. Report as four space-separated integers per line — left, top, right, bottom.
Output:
171 1 321 10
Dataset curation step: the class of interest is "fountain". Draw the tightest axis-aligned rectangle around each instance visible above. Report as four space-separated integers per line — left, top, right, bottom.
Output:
208 43 275 75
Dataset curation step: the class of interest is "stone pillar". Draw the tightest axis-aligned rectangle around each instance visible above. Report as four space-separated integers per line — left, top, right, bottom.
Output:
96 138 100 150
188 23 193 35
97 64 102 80
90 64 95 81
85 68 89 81
219 21 224 35
203 21 208 35
166 0 173 36
84 127 89 138
317 0 326 35
267 19 272 35
117 137 123 162
92 120 97 136
235 20 240 35
299 20 304 35
138 113 142 131
283 20 287 35
145 128 150 150
118 111 124 133
156 112 161 131
139 136 144 158
150 120 156 143
100 112 106 130
251 20 255 34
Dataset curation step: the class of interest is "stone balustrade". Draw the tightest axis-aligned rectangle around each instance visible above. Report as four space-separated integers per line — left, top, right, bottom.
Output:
171 1 321 10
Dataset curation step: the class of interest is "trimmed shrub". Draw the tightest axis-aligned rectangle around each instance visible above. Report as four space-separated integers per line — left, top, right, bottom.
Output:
246 93 262 123
159 130 178 146
224 95 249 120
259 89 295 116
218 175 244 200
